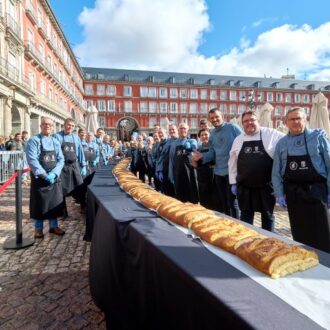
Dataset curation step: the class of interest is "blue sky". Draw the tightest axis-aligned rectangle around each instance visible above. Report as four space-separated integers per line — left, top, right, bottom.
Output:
49 0 330 81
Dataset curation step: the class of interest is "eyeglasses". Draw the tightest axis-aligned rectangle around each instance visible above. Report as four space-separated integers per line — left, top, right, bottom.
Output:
287 117 303 122
242 119 257 124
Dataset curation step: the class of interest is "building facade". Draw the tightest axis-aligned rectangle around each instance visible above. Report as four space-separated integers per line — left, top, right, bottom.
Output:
0 0 86 138
82 67 330 140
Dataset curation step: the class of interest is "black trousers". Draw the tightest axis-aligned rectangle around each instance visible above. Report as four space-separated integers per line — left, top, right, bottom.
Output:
240 210 274 231
214 175 240 219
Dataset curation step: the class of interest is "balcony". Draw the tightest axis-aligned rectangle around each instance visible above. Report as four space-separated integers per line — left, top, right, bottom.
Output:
34 92 69 119
24 41 45 67
0 56 34 95
5 13 22 45
25 1 37 25
37 19 47 39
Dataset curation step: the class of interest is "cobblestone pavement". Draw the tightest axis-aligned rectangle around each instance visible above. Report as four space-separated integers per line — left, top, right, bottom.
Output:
0 184 106 329
0 181 293 329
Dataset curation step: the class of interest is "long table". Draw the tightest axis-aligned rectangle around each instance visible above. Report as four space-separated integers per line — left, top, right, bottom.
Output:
87 164 330 330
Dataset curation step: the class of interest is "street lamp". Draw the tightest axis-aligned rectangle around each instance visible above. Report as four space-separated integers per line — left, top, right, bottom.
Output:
242 89 261 110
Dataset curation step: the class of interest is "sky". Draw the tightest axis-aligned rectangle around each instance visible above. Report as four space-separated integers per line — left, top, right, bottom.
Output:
49 0 330 81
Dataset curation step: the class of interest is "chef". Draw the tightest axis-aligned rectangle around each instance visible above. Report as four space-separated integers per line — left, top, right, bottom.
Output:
26 117 65 238
272 107 330 252
54 118 87 217
193 128 217 210
193 108 242 218
229 111 284 231
168 122 198 203
156 125 178 197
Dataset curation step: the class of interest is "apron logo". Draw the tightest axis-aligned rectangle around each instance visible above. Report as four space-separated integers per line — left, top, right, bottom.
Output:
254 146 259 152
64 146 74 152
289 161 298 170
294 140 303 147
244 147 252 153
301 161 306 168
43 155 50 162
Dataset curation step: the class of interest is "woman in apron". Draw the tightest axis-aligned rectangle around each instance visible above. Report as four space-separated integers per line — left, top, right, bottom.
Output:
195 129 217 210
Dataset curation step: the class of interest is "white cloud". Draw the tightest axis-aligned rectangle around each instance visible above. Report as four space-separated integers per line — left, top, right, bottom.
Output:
75 0 330 81
75 0 210 69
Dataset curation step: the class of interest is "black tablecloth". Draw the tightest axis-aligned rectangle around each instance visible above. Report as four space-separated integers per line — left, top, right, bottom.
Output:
87 164 330 330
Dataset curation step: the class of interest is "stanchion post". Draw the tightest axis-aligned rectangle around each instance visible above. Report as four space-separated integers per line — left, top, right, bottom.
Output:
3 169 34 249
16 168 23 245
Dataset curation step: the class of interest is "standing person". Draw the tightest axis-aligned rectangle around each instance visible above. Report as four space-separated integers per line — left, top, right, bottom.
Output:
169 122 198 203
192 128 217 210
101 135 113 166
7 133 23 151
82 132 99 174
21 130 29 151
229 111 284 231
26 117 65 238
94 128 104 166
54 118 87 217
156 125 178 197
199 119 209 130
78 132 99 212
134 135 148 182
0 135 5 150
78 128 86 143
151 132 161 191
146 136 154 185
193 108 242 218
272 107 330 252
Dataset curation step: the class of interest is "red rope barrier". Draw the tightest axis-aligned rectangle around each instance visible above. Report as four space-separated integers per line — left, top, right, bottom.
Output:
0 172 17 194
0 168 30 194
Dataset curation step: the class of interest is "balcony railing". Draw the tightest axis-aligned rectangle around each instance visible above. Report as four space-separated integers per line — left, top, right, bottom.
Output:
25 1 37 25
0 56 34 93
24 41 45 65
6 13 22 42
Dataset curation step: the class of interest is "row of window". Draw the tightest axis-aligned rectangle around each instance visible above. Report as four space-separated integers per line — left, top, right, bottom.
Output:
84 84 314 103
87 100 311 116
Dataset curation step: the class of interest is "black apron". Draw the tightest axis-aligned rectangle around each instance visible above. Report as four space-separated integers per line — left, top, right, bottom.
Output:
130 147 137 174
60 133 83 196
284 132 330 252
173 144 199 203
196 144 217 210
236 131 275 212
30 136 64 220
83 144 96 175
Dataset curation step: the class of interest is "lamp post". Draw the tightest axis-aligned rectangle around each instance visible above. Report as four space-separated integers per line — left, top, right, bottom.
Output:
242 89 261 110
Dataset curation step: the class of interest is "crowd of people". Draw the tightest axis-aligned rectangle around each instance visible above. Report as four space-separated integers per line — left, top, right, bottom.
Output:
23 117 125 239
3 105 330 253
129 107 330 253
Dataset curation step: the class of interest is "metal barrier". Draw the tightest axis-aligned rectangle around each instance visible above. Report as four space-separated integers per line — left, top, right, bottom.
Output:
0 151 24 184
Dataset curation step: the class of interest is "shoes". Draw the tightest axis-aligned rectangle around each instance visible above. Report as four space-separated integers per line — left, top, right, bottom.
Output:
49 227 65 236
34 229 44 239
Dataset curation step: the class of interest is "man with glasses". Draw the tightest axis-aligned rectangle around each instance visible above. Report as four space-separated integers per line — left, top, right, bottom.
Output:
272 107 330 252
156 124 178 197
229 111 284 231
26 117 65 238
168 122 198 202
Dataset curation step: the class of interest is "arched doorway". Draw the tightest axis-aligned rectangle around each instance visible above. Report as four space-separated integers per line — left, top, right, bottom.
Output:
11 105 22 134
117 117 139 141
